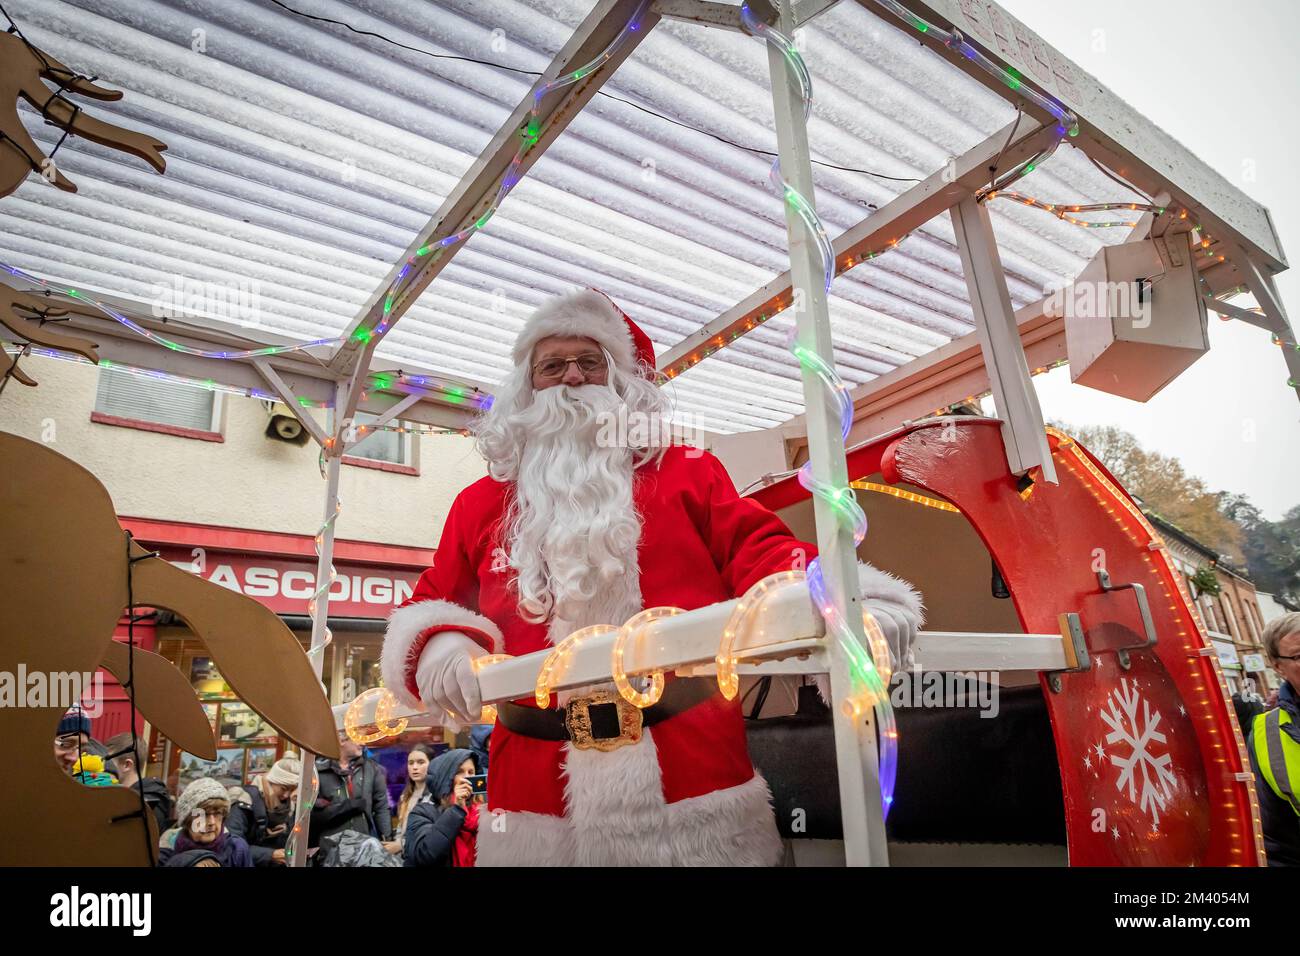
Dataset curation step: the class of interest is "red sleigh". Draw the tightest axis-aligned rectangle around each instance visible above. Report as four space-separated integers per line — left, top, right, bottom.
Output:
748 417 1263 866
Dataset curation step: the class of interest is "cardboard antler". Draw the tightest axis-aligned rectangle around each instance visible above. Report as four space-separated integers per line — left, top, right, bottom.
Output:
126 541 340 758
0 280 100 386
0 31 166 198
99 642 218 760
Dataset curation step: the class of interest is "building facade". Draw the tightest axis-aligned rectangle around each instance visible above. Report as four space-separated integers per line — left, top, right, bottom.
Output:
2 354 487 791
1145 512 1274 694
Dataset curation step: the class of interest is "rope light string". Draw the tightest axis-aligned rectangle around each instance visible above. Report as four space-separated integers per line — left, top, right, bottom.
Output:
872 0 1078 139
677 0 1082 389
985 190 1162 229
851 480 961 513
304 495 340 666
869 0 1085 200
534 624 619 707
284 758 318 866
740 3 836 293
610 606 684 708
343 687 409 744
470 654 515 723
0 266 492 410
367 2 651 345
1 264 342 360
715 571 804 700
290 485 342 862
740 6 898 815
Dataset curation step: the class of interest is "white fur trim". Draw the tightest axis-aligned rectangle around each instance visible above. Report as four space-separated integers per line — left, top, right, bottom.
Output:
476 734 780 866
476 809 575 867
381 600 504 709
564 733 672 865
511 289 637 371
662 772 783 866
857 561 925 625
564 727 780 866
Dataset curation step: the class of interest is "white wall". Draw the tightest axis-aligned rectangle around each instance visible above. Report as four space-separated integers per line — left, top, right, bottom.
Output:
0 355 488 549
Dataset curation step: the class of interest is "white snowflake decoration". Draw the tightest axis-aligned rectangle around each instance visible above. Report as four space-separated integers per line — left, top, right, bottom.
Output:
1100 678 1178 824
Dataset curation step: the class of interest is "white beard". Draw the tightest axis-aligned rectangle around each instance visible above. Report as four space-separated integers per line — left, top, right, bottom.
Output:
504 385 644 641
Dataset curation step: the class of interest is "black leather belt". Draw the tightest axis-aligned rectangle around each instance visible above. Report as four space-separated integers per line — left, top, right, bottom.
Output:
497 677 718 751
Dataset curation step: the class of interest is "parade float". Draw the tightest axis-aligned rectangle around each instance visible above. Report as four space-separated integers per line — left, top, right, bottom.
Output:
1 0 1295 866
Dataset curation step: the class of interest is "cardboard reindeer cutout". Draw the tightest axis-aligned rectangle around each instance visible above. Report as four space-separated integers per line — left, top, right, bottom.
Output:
0 30 166 198
0 433 339 866
0 280 101 387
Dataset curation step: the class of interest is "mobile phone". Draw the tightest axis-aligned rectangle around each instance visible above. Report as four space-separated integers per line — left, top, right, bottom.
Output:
466 773 487 795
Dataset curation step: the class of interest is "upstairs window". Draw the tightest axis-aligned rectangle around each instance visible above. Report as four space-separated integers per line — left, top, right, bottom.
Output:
347 410 410 466
94 366 220 434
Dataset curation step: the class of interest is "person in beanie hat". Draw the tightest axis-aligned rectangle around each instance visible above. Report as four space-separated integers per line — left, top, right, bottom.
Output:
381 288 924 866
158 777 253 867
227 753 300 866
53 707 92 772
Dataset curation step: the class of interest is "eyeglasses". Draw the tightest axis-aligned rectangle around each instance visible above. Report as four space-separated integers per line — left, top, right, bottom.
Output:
532 353 607 381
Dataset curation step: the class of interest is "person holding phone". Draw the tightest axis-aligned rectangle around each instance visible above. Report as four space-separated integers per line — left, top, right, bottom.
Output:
403 748 480 867
227 754 300 866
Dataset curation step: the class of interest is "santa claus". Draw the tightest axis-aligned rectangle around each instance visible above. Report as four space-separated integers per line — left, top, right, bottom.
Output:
381 288 924 865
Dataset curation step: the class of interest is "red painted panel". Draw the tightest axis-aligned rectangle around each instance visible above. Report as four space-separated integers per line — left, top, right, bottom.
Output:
883 421 1260 866
751 418 1261 866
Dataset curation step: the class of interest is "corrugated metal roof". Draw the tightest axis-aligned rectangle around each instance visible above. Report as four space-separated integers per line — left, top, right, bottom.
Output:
2 0 1146 433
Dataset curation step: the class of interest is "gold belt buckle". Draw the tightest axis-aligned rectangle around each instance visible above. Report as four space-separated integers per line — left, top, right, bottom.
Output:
564 690 643 752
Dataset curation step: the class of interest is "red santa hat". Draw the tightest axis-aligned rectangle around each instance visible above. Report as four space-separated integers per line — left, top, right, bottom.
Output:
512 288 657 379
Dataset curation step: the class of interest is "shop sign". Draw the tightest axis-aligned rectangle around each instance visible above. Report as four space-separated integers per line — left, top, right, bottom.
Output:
1241 653 1268 672
1213 640 1240 669
158 547 420 617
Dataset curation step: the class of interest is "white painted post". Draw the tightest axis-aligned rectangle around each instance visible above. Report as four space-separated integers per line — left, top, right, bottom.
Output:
765 0 887 866
288 383 345 867
950 195 1058 483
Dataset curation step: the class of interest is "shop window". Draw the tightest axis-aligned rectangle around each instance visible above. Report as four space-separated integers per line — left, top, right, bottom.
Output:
93 365 221 435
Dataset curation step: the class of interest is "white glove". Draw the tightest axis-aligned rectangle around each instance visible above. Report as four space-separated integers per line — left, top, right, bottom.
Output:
862 598 921 673
414 630 485 723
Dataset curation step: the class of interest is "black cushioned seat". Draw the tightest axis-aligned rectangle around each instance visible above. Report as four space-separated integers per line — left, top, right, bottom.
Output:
745 683 1066 845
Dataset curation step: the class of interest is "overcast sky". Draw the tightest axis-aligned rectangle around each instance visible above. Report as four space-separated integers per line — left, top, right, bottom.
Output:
996 0 1299 519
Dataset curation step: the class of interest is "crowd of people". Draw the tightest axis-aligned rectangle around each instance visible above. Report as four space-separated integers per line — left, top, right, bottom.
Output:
49 608 1298 867
52 715 486 868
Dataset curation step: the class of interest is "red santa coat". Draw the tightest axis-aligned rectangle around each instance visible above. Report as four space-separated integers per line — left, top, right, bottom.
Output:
382 446 816 865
